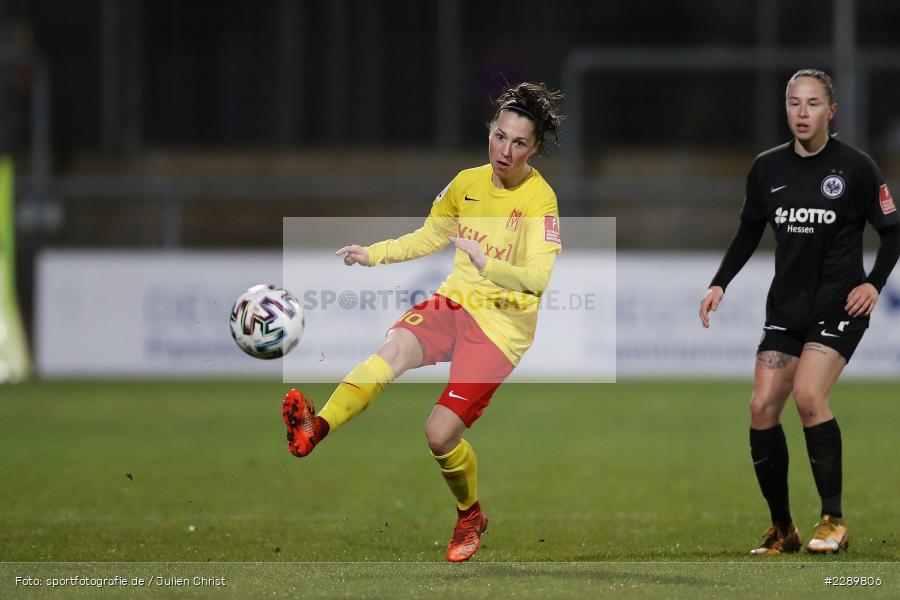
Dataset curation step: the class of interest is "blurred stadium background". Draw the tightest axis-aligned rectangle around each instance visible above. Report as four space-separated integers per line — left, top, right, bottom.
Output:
2 0 900 382
2 1 900 594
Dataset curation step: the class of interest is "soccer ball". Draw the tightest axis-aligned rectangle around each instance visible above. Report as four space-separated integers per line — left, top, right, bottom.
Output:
229 284 304 359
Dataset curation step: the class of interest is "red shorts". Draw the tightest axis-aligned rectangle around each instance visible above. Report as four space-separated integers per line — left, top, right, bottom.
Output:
390 294 514 427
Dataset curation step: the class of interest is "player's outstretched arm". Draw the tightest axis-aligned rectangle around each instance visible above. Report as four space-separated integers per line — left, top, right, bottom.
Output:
699 286 724 328
336 244 370 267
363 212 457 266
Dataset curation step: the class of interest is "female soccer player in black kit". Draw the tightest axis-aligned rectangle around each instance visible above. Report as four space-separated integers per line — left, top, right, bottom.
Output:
699 69 900 555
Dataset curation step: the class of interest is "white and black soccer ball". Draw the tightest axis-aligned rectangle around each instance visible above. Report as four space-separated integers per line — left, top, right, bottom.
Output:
229 284 304 359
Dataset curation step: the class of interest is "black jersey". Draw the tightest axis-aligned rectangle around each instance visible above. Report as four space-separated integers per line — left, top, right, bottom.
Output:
740 137 899 328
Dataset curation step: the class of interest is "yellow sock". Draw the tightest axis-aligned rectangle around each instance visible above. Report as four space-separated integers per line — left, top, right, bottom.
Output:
432 439 478 510
318 354 394 432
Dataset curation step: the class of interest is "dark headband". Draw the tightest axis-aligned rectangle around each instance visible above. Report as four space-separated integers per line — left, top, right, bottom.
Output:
497 101 537 123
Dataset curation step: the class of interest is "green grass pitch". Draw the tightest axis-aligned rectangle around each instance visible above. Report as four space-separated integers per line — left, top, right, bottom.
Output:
1 380 898 598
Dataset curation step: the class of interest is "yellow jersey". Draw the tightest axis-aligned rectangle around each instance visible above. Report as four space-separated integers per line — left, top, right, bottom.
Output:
366 164 561 364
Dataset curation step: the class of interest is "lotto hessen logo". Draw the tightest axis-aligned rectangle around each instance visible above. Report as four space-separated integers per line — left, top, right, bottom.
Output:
774 206 836 233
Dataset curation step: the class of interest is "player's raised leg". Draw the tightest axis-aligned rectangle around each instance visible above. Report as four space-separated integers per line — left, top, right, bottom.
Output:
282 328 421 457
793 342 849 553
749 350 801 555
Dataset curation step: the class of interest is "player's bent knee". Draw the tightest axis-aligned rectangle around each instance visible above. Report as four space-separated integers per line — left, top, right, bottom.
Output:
378 329 423 376
796 406 822 423
794 398 827 422
749 391 784 428
750 393 778 417
792 384 821 407
425 432 448 455
424 424 457 455
793 386 829 421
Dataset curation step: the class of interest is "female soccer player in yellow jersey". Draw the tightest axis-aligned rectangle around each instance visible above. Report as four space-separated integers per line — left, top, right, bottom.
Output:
282 81 564 562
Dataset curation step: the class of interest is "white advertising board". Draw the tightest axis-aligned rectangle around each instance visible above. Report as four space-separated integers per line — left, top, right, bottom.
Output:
35 251 900 379
36 248 615 381
615 253 900 378
36 251 284 377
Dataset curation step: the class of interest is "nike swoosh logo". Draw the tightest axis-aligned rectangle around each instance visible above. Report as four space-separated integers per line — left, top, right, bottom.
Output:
764 324 787 331
752 457 768 466
447 390 470 401
464 196 480 202
770 185 788 193
821 330 840 338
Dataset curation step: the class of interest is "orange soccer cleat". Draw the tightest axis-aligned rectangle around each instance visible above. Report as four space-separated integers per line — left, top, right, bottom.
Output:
281 389 326 457
446 502 489 562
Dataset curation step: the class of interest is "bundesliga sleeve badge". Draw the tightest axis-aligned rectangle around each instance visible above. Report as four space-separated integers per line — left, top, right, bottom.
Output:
544 215 561 244
879 183 896 215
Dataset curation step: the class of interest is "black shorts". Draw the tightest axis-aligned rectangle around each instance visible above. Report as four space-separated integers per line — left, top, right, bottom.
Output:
757 318 868 363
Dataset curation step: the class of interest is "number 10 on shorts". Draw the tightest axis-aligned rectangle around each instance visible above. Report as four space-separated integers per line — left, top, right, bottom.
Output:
400 310 423 326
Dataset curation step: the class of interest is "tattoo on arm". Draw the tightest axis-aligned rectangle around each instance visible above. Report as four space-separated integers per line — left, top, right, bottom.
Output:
756 351 797 370
803 342 830 356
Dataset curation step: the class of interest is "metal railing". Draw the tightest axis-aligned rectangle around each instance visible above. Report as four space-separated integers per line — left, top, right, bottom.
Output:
9 0 900 242
559 46 900 215
15 175 450 247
